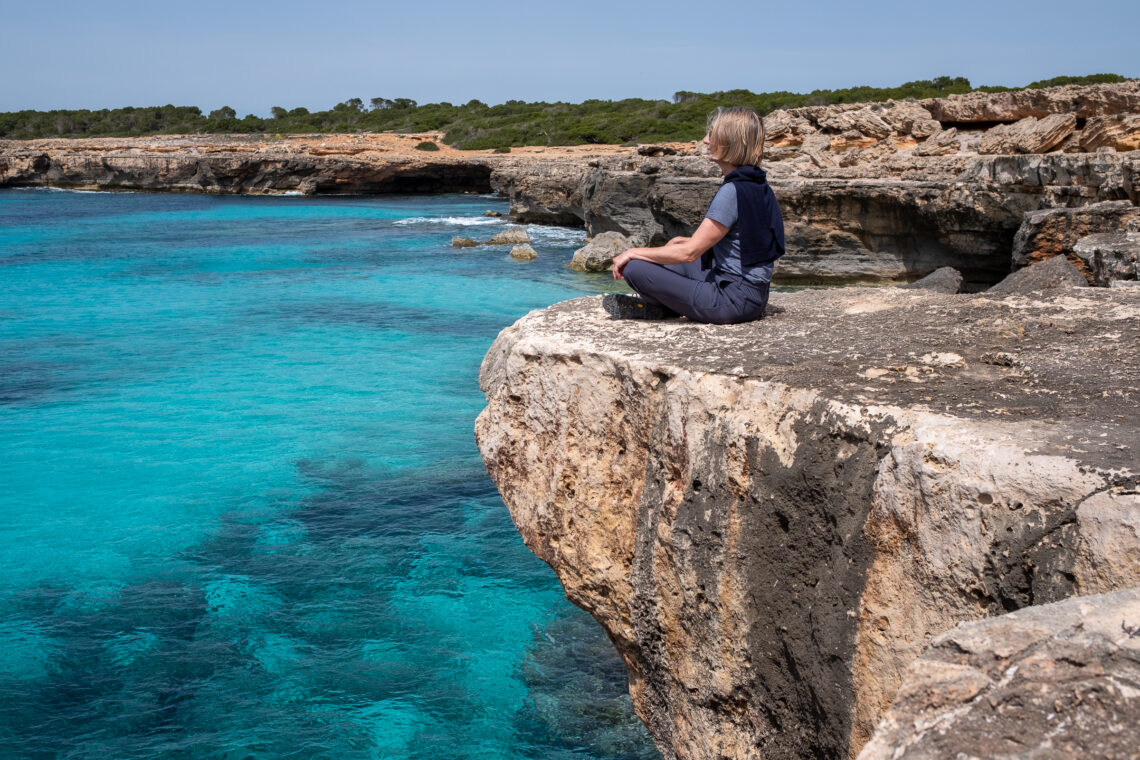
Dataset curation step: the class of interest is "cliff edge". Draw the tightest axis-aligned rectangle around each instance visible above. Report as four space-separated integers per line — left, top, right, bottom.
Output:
475 287 1139 759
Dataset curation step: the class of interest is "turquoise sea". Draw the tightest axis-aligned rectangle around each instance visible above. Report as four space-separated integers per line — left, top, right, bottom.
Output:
0 189 657 759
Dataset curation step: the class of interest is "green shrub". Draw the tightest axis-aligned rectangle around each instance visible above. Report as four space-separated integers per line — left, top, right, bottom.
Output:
414 140 440 151
1026 73 1128 89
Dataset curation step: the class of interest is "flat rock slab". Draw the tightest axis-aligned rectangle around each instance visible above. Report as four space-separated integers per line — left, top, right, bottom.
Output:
859 586 1140 760
514 287 1139 471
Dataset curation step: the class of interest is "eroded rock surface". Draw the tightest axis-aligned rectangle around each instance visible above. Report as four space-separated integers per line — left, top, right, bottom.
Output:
977 114 1078 154
475 287 1139 760
858 586 1140 760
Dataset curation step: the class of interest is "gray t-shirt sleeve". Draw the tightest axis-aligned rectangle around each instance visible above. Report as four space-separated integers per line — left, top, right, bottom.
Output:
705 183 737 227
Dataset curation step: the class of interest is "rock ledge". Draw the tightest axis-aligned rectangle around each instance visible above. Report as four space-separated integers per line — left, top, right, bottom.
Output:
476 286 1139 760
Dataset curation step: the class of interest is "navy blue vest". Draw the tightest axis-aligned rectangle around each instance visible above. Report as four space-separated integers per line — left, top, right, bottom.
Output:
723 165 785 267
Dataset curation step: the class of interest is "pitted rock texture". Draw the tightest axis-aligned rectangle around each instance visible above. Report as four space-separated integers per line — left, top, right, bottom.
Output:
475 287 1139 760
858 586 1140 760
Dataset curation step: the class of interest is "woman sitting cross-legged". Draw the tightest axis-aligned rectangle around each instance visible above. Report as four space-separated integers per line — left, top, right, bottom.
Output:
608 106 785 324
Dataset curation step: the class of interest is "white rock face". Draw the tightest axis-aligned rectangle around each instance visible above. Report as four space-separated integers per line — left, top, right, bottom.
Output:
475 287 1139 760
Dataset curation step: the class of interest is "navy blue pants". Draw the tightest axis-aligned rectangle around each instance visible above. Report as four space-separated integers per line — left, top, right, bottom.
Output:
623 258 770 324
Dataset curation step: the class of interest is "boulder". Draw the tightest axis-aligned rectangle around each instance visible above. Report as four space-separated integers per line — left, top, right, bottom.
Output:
877 101 941 139
1079 114 1140 152
1011 200 1140 268
509 244 538 261
482 209 505 217
817 108 893 140
569 231 632 272
637 144 678 157
922 80 1140 123
987 253 1089 294
898 266 962 293
486 226 531 245
977 114 1078 154
761 108 816 150
913 127 960 156
451 236 479 248
858 586 1140 760
763 109 816 148
1074 231 1140 285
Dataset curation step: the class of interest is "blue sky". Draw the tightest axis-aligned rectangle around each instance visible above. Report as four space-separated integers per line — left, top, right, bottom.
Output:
2 0 1137 115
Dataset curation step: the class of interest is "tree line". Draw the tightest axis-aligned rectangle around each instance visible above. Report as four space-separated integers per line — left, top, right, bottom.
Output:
0 74 1128 149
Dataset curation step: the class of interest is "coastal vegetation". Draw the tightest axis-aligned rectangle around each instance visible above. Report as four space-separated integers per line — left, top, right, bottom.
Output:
0 74 1130 149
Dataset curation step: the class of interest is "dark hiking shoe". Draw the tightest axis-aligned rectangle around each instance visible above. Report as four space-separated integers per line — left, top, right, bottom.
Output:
602 294 681 320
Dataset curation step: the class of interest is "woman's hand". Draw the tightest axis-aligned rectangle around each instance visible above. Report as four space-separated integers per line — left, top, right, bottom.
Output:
612 250 634 280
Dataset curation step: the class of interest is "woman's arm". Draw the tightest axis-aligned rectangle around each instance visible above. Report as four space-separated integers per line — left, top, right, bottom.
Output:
612 217 729 280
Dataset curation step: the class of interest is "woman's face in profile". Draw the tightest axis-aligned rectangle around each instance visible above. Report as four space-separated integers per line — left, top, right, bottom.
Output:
703 132 723 163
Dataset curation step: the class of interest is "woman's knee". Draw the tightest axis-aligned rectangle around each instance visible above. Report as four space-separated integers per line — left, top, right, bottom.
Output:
622 258 652 282
622 259 658 292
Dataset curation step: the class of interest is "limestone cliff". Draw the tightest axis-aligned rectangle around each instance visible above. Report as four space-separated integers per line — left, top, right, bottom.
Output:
494 148 1139 287
474 287 1139 759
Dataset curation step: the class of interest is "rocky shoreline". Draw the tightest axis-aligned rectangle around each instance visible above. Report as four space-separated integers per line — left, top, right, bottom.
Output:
6 81 1140 759
4 81 1139 288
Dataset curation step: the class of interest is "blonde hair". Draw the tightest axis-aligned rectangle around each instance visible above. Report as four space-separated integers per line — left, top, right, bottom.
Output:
706 106 764 167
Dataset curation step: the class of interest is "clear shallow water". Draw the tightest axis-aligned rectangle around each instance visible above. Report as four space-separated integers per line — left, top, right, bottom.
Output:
0 189 656 760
